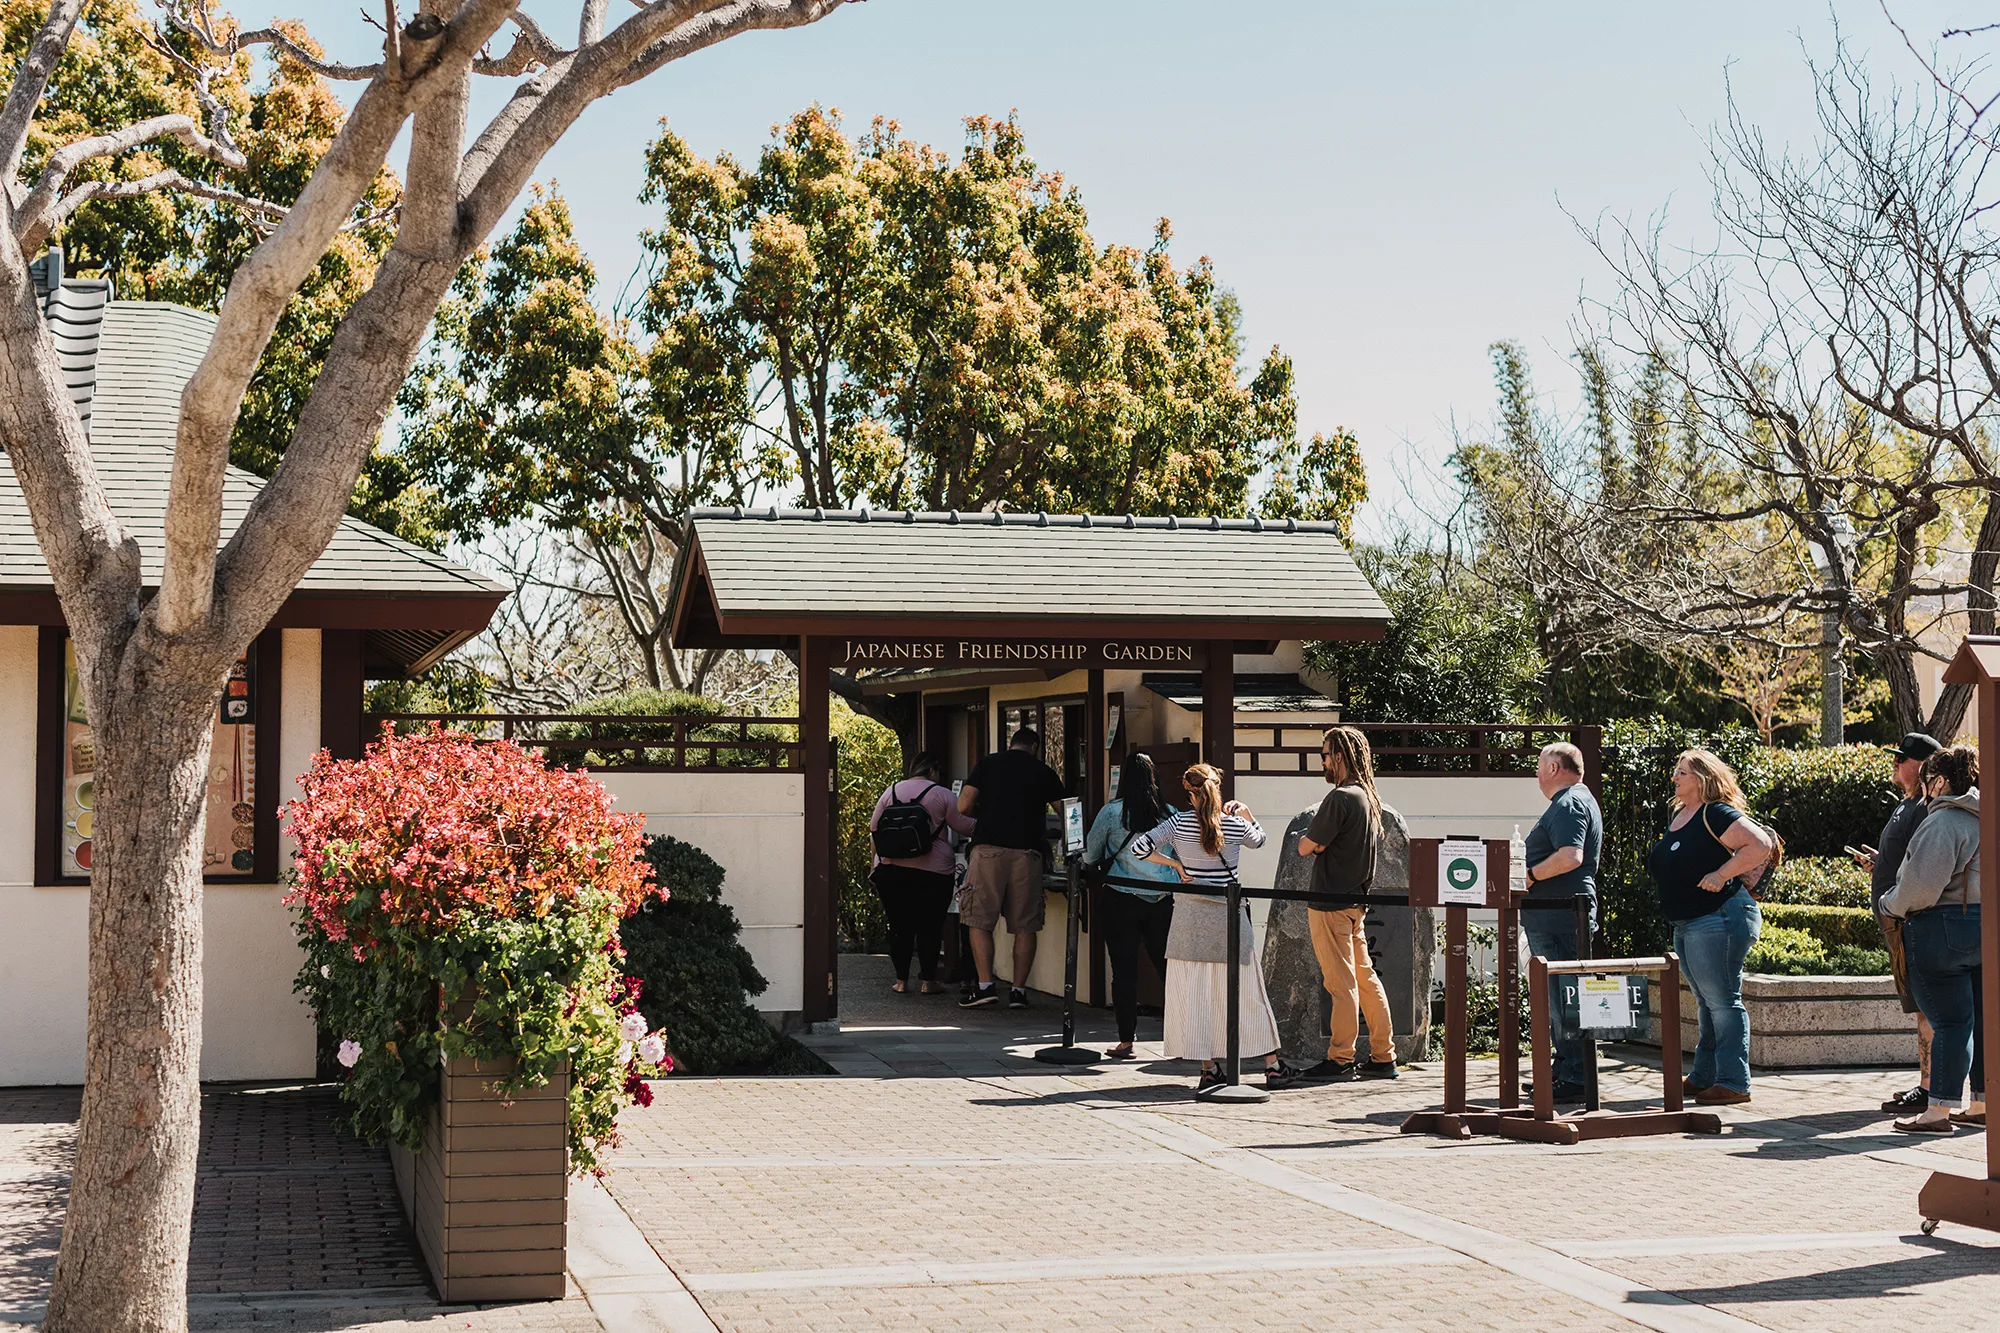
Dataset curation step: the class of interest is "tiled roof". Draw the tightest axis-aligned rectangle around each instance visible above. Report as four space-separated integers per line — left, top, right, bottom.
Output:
675 507 1390 639
0 289 505 602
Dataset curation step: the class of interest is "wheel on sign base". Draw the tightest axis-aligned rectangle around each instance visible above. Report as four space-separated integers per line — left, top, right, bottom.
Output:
1921 1218 1941 1236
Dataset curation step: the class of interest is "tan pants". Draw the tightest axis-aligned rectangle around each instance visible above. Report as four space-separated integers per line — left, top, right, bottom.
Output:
1310 907 1395 1063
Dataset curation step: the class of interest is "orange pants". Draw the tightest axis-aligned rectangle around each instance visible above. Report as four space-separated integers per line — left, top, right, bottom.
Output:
1310 906 1395 1063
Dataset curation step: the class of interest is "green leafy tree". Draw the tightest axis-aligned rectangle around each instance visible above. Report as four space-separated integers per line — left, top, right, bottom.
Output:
6 2 428 538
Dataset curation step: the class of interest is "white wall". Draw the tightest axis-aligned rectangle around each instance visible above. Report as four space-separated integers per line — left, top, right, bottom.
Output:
595 771 806 1014
0 627 321 1086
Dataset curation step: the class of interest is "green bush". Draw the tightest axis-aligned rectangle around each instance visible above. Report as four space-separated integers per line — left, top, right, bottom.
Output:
1741 746 1897 858
833 700 902 952
1744 924 1829 975
1759 856 1870 908
1759 903 1881 952
619 835 781 1074
1742 923 1889 976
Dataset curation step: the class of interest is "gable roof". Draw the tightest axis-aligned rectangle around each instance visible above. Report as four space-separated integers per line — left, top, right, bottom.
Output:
670 507 1390 646
0 282 505 677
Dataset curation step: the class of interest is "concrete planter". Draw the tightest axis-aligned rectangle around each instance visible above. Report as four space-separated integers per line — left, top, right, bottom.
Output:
389 1053 569 1302
1644 974 1917 1069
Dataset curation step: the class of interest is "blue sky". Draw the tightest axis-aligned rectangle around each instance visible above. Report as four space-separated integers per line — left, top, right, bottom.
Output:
308 1 1991 536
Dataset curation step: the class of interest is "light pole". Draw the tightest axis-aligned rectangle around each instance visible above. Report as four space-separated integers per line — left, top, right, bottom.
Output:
1814 513 1854 747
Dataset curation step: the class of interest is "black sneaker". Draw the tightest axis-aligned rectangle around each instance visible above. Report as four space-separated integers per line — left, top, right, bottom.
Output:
1197 1067 1227 1092
1359 1058 1399 1080
959 985 999 1008
1007 988 1029 1009
1264 1059 1302 1090
1303 1059 1358 1082
1883 1085 1929 1114
1525 1080 1588 1104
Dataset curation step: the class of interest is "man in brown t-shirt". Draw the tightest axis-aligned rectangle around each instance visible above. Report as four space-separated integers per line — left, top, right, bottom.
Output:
1295 726 1397 1081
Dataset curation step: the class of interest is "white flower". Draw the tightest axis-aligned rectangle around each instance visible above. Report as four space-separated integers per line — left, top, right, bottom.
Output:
336 1039 362 1068
320 964 331 979
617 1041 635 1066
637 1034 666 1066
618 1011 647 1042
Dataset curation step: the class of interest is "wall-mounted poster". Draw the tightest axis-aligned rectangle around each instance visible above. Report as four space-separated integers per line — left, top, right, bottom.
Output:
61 640 257 878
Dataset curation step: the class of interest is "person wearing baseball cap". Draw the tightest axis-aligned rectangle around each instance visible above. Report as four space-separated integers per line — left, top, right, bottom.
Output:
1854 731 1943 1114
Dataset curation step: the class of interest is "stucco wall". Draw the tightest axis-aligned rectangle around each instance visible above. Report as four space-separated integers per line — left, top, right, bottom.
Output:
0 627 322 1086
595 771 806 1015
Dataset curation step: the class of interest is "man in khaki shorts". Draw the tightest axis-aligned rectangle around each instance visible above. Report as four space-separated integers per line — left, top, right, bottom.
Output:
957 727 1067 1008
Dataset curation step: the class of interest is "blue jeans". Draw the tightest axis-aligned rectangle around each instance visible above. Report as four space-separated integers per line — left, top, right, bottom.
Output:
1672 892 1761 1094
1904 905 1985 1110
1525 905 1594 1087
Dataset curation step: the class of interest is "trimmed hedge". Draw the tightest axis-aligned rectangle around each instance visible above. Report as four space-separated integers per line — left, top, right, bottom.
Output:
1759 856 1870 908
1760 903 1881 951
1744 924 1889 977
1740 746 1897 858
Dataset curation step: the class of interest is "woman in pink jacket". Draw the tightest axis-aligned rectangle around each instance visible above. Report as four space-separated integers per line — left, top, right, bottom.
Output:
869 752 977 993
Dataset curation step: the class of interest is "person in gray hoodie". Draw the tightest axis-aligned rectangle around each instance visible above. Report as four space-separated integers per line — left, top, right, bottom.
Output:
1881 745 1984 1134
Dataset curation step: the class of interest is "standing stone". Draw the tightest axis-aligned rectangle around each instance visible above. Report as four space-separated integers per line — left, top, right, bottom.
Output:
1262 802 1433 1064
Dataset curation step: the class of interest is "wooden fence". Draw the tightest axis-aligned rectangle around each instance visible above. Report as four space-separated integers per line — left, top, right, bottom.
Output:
1235 722 1604 781
362 713 803 772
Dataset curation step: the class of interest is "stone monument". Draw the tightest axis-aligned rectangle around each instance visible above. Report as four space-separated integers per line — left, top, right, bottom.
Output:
1261 802 1432 1064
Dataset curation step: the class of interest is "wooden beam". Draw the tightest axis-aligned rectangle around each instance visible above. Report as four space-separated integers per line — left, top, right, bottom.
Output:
801 636 836 1026
319 629 365 761
1203 642 1233 803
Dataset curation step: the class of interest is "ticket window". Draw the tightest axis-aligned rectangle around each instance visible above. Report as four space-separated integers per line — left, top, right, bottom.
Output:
998 698 1086 800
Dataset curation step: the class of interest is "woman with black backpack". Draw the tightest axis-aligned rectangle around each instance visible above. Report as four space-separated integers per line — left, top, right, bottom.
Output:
869 752 976 994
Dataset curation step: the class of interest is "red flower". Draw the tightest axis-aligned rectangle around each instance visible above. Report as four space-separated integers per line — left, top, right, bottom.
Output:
623 1069 654 1107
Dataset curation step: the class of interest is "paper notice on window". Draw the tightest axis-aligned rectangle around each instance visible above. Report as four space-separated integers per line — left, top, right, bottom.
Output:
1579 975 1633 1030
1438 839 1486 905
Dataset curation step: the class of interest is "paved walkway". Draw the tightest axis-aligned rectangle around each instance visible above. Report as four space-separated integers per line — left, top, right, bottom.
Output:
6 954 2000 1330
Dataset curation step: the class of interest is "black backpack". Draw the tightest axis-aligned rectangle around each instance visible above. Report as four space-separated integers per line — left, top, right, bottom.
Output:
872 781 945 859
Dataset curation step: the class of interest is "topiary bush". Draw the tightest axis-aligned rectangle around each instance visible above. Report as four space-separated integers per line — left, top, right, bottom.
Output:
618 834 783 1074
1740 745 1897 858
1759 856 1870 908
286 727 668 1174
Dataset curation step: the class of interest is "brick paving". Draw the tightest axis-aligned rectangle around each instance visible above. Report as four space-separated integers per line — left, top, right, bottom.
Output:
9 953 2000 1332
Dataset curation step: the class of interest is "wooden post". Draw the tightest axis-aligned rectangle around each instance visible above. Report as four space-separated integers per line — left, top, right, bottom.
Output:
1203 642 1233 803
1087 670 1108 1009
1445 905 1467 1114
1528 955 1553 1121
1662 954 1685 1112
800 636 835 1027
1497 888 1520 1111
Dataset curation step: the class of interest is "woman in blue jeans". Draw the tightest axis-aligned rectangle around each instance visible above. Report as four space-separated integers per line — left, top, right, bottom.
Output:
1881 745 1983 1134
1648 749 1775 1105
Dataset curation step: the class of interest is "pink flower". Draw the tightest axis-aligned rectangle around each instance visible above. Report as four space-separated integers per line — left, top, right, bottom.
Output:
337 1039 362 1068
637 1034 666 1066
618 1011 648 1042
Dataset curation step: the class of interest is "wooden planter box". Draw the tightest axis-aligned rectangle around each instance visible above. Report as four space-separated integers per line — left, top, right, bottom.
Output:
1643 974 1918 1069
389 1053 569 1302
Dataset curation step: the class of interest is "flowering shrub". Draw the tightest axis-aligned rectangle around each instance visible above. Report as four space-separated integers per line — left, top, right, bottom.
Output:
287 726 667 1174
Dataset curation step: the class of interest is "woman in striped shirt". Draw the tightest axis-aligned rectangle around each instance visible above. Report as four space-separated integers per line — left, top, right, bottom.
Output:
1130 764 1300 1091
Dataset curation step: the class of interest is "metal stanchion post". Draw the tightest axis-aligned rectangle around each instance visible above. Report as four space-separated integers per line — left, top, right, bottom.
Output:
1034 860 1099 1066
1199 876 1268 1103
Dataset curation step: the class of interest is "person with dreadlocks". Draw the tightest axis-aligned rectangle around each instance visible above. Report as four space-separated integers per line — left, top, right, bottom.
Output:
1296 725 1398 1081
1129 764 1300 1092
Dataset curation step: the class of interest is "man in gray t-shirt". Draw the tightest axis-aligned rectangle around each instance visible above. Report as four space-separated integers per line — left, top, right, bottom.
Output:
1520 742 1603 1101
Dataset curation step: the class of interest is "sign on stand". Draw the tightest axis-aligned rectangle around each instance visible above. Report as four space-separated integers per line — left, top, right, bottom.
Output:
1437 838 1487 905
1061 798 1085 853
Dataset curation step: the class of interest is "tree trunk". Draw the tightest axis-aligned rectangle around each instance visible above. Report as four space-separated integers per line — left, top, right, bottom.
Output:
45 632 226 1333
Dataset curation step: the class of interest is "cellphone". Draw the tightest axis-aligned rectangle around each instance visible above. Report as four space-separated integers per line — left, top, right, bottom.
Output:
1844 845 1869 859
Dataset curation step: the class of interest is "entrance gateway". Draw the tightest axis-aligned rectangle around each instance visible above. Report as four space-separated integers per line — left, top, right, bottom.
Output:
667 507 1392 1025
